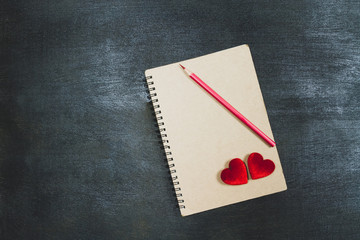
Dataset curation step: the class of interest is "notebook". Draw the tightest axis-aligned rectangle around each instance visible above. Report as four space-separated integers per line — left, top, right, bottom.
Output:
145 45 287 216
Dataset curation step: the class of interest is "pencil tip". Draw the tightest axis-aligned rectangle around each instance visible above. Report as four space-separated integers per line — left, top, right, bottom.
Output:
179 64 185 70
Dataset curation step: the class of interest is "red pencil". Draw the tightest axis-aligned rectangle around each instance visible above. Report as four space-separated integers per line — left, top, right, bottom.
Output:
179 64 276 147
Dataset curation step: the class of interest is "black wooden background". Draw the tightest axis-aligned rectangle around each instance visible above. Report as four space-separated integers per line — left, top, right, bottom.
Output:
1 1 360 239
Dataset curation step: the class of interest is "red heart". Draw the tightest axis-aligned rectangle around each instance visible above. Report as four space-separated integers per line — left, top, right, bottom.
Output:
221 158 248 185
248 152 275 179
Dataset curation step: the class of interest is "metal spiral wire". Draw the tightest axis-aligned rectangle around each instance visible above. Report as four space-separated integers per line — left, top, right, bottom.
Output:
145 75 185 209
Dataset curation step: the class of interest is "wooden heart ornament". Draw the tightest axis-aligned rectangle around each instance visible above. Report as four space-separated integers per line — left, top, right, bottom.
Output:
248 152 275 179
221 158 248 185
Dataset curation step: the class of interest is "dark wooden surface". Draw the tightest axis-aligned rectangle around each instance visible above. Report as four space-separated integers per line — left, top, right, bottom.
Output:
1 1 360 239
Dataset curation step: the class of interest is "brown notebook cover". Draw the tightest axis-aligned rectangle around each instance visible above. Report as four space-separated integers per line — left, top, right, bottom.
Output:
145 45 287 216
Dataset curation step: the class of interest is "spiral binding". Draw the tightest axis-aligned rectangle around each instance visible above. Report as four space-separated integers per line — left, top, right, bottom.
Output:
145 75 185 209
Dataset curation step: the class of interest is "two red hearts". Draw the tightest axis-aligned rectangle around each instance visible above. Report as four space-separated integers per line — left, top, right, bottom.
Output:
221 152 275 185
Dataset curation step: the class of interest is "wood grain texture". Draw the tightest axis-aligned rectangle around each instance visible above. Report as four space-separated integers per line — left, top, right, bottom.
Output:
1 0 359 239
